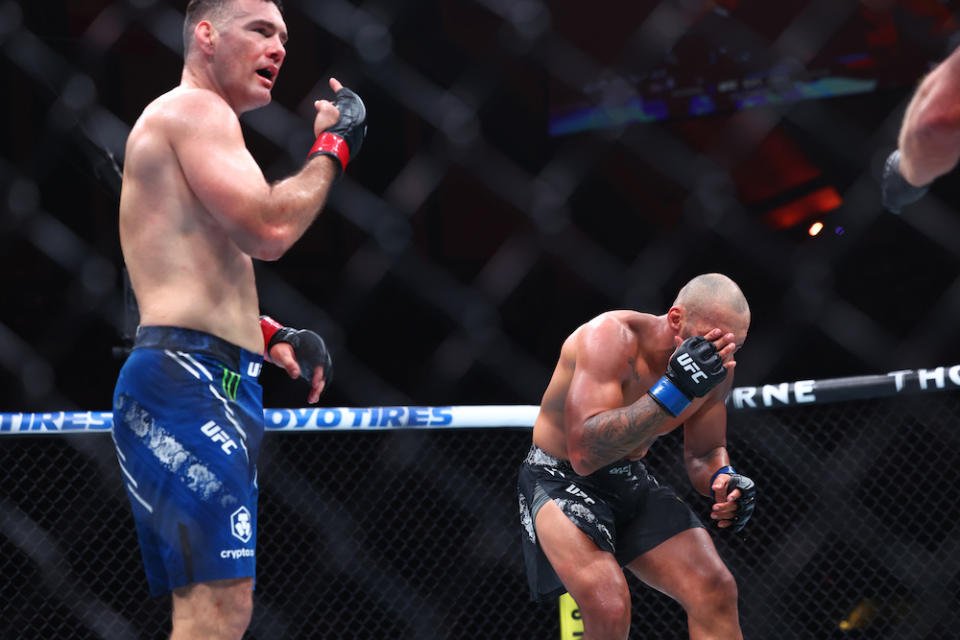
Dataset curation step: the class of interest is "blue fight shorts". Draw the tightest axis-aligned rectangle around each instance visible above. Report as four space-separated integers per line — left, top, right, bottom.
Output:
112 326 265 596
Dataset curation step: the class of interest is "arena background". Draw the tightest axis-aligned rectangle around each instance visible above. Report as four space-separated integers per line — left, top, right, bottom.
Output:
2 1 960 638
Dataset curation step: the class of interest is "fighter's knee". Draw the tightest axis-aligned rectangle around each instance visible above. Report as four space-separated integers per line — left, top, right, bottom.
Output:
222 588 254 636
578 587 631 637
710 567 738 603
690 566 738 614
173 579 254 639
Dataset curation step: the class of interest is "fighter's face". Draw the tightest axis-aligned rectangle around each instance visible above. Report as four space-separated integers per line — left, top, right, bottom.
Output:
682 309 750 353
212 0 287 112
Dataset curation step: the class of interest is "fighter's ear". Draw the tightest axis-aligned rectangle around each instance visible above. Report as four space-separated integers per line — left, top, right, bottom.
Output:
194 20 217 55
667 306 683 330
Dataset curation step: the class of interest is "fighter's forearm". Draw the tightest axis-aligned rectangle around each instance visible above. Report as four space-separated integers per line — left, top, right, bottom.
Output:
254 159 337 260
686 447 729 497
576 395 668 474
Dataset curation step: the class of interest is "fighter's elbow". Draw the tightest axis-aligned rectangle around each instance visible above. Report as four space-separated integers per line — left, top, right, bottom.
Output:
570 457 598 477
566 440 599 476
247 225 293 261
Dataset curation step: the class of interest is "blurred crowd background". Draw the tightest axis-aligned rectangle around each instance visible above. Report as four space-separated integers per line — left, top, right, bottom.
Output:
2 0 959 415
3 2 960 639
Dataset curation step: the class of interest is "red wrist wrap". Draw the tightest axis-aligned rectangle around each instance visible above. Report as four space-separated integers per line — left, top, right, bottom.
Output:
308 133 349 171
259 315 284 356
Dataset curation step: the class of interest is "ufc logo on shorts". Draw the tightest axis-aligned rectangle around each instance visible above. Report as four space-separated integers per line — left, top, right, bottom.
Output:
677 353 707 384
565 484 596 504
201 421 238 455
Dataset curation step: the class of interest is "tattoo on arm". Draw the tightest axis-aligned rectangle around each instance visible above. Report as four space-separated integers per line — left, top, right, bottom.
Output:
580 397 667 470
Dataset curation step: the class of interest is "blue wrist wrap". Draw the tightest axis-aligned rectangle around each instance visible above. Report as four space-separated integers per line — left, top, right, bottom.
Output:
711 465 736 485
710 465 737 499
647 376 690 417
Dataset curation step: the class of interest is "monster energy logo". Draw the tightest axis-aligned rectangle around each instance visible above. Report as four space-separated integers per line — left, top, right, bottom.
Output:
221 367 241 401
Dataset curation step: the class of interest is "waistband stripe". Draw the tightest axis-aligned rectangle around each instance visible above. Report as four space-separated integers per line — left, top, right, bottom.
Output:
135 326 263 379
179 351 214 381
165 350 202 381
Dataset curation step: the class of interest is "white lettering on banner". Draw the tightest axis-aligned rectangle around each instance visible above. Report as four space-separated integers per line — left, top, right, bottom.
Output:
729 381 816 409
888 370 912 392
0 413 23 432
762 383 790 406
887 367 960 392
794 380 816 403
731 387 758 409
0 411 112 432
918 368 945 390
950 366 960 386
263 406 455 429
34 414 62 431
65 411 111 431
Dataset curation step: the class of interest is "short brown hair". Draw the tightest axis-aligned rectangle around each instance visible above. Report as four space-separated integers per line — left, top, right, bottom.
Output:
182 0 284 56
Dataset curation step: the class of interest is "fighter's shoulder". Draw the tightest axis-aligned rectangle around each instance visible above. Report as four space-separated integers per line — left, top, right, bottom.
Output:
571 311 642 361
579 310 650 340
136 88 237 138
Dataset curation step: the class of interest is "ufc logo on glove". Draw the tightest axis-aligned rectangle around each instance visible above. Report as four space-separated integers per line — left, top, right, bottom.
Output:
677 353 707 383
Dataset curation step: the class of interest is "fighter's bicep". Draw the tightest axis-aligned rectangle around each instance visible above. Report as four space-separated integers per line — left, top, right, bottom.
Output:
565 364 625 428
170 98 270 229
563 323 631 431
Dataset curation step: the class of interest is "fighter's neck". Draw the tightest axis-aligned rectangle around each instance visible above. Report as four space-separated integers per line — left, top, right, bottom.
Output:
646 314 678 364
179 65 239 115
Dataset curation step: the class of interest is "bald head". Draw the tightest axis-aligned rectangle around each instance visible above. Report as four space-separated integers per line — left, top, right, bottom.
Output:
672 273 750 340
674 273 748 315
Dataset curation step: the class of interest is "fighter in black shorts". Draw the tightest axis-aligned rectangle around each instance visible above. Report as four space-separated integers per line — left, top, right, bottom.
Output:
519 274 757 640
519 445 704 601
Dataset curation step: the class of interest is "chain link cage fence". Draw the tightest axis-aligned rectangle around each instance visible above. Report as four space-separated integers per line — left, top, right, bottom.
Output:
2 379 959 639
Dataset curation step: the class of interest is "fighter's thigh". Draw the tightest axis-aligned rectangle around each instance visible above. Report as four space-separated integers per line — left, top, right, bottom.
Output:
535 499 628 598
625 527 731 601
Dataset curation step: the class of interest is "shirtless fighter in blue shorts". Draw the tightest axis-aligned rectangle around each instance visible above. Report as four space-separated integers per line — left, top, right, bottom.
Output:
111 1 365 638
518 273 757 639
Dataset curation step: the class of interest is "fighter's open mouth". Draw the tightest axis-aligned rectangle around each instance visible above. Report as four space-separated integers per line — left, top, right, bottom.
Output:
256 68 273 80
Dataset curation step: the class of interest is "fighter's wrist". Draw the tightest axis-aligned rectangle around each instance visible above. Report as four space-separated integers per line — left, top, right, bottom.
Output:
259 315 286 360
647 375 691 417
710 465 736 485
710 465 736 500
308 133 349 174
882 149 930 213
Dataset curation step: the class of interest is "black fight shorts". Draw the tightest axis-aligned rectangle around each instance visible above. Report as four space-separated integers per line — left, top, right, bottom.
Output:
517 444 704 601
